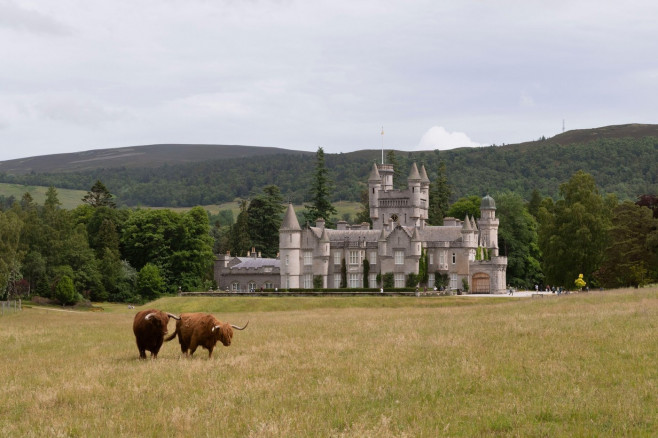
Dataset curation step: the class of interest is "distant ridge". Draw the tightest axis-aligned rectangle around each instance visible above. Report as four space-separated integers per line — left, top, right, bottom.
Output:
0 144 312 174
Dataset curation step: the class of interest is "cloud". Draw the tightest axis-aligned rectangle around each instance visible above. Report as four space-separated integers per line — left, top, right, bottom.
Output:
417 126 480 151
0 1 72 35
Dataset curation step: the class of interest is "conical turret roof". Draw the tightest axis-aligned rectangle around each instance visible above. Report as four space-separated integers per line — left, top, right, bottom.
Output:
368 163 381 181
420 165 430 183
408 162 421 181
281 203 301 230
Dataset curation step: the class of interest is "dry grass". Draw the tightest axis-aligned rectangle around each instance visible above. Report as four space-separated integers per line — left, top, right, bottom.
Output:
1 289 656 437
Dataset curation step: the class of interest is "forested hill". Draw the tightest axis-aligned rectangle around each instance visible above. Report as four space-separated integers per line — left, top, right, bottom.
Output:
0 144 313 174
0 124 657 206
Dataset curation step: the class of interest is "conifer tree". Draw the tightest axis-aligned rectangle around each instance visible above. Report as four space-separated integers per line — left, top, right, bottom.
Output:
304 147 337 228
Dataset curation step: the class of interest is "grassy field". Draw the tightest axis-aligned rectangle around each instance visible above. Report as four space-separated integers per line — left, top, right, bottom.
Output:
0 183 361 219
1 289 656 437
0 183 88 210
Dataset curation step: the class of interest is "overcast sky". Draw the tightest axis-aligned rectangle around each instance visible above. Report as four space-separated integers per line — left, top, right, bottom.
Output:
1 0 657 161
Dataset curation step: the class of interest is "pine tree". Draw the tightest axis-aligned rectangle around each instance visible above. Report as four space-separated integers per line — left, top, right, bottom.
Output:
304 147 338 228
428 161 451 225
82 180 116 208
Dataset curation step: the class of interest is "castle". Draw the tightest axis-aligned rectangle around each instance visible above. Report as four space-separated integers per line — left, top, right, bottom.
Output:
216 162 507 293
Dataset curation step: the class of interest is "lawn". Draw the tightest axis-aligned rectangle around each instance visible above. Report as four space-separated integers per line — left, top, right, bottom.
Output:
1 289 656 437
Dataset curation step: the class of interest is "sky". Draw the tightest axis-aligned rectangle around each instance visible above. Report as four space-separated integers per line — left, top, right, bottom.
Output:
1 0 657 161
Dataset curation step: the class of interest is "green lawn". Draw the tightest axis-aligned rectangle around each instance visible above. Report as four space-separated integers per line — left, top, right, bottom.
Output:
1 288 656 437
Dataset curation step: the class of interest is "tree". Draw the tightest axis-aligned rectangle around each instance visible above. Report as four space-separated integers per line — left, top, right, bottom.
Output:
354 188 373 226
596 201 658 287
55 275 78 305
428 161 451 225
340 258 347 288
538 171 612 287
230 199 252 256
446 195 481 220
247 185 285 257
304 147 338 228
136 263 165 301
495 191 543 288
171 206 215 291
363 258 370 288
526 189 543 219
0 210 23 299
82 180 116 208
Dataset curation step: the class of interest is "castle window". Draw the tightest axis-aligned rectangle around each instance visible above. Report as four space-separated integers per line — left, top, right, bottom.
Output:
452 253 456 264
285 255 289 266
394 273 405 288
440 252 445 265
334 274 341 288
303 274 312 288
334 252 341 265
395 250 404 265
231 282 239 292
369 273 377 287
429 252 434 265
304 251 312 265
349 273 361 288
349 250 360 265
370 251 377 265
428 273 435 288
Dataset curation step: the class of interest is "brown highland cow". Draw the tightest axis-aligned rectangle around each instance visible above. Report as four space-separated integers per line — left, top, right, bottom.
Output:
133 309 181 359
164 312 248 358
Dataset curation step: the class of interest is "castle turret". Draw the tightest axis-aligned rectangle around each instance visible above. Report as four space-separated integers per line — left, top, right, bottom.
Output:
279 203 301 289
368 163 381 222
478 195 499 256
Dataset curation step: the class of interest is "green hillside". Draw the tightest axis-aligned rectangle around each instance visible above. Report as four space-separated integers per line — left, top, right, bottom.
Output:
1 124 657 207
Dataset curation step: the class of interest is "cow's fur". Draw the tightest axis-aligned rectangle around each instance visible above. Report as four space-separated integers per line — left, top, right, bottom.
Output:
132 309 180 359
164 312 247 358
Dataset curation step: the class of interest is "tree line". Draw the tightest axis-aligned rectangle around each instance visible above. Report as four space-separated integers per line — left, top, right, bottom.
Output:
1 136 657 207
1 148 657 305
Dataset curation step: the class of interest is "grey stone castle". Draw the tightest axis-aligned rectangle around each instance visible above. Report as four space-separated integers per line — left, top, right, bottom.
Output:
216 162 507 293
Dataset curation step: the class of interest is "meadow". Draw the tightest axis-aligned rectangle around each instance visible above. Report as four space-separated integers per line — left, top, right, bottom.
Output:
0 289 656 437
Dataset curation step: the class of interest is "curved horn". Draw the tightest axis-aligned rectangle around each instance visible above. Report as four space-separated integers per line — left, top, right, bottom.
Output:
212 325 221 333
230 321 249 330
166 313 181 320
145 313 156 320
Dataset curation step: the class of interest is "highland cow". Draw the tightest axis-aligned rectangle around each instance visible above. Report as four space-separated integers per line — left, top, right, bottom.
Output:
133 309 181 359
164 312 248 358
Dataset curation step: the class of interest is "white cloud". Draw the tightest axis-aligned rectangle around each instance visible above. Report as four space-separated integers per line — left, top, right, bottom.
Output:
417 126 480 151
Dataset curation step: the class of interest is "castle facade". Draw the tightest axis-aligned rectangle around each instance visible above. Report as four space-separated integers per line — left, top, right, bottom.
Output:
278 162 508 293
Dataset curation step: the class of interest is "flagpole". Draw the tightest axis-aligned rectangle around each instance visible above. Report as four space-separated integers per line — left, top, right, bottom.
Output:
381 126 384 164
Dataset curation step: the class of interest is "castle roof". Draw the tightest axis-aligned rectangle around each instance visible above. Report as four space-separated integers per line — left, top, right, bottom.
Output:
368 162 381 181
281 203 301 230
408 162 421 181
420 165 430 183
417 225 464 243
481 195 496 210
229 257 280 269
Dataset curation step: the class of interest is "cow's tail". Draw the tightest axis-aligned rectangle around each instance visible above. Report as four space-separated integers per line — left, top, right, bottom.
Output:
164 325 178 342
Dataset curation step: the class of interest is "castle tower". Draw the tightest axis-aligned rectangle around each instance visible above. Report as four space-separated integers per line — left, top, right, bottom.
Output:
478 195 499 256
368 163 382 222
279 203 301 289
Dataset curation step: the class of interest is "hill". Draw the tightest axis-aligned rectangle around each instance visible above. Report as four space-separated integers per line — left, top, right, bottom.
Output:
0 124 657 207
0 144 313 174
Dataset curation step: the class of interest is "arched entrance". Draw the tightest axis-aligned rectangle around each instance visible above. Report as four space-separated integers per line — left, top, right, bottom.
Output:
472 272 491 293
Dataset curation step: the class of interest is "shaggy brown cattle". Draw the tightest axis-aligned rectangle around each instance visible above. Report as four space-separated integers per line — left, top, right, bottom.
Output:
133 309 181 359
164 312 248 358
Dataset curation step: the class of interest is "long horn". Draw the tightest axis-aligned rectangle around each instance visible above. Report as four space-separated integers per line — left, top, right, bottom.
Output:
230 321 249 330
212 325 221 333
145 313 156 320
166 313 181 320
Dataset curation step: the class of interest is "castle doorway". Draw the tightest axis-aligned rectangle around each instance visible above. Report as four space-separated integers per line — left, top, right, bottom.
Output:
471 273 490 293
